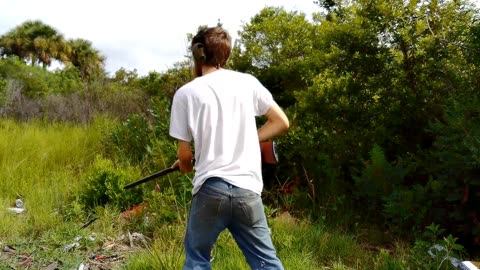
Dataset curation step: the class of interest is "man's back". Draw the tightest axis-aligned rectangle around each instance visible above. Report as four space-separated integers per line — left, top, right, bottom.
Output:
170 69 275 194
170 26 286 270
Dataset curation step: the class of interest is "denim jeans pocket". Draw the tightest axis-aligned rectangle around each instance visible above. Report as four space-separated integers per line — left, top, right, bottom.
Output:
238 194 265 226
191 190 223 221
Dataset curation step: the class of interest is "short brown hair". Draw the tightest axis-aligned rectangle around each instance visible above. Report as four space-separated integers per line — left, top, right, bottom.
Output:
192 27 232 68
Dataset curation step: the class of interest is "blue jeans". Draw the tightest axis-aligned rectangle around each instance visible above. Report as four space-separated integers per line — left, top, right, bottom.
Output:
183 177 284 270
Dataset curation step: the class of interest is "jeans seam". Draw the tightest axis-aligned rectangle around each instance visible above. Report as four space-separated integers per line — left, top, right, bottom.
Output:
196 189 224 200
202 183 232 197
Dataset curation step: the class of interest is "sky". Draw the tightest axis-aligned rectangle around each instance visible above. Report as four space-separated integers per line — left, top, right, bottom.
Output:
0 0 316 76
0 0 478 76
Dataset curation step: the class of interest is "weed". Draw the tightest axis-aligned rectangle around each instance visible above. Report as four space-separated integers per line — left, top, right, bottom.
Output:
79 156 143 211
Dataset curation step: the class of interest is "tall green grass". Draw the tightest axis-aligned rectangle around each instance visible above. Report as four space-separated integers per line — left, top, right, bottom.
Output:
0 118 107 240
0 119 460 269
124 217 378 269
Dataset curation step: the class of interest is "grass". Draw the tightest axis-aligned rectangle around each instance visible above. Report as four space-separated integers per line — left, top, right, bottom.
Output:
0 119 103 235
123 217 376 270
0 118 110 268
0 118 472 269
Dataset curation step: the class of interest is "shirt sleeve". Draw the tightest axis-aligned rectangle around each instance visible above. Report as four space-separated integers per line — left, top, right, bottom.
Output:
169 90 193 142
252 76 275 116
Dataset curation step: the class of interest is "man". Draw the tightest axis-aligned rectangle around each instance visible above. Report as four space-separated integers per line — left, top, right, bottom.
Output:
169 26 289 270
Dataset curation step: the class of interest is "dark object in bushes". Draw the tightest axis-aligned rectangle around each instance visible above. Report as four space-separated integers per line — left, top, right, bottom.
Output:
124 166 178 189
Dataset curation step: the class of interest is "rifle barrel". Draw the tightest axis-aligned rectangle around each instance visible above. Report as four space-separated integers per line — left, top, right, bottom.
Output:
123 167 178 189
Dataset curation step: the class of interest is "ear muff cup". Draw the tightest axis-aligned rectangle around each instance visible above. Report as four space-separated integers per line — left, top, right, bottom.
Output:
192 43 206 62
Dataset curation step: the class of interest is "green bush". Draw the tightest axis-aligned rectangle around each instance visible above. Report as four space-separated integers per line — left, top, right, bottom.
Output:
149 96 177 169
0 56 83 97
407 224 467 270
420 97 480 251
353 96 480 251
80 156 143 211
49 65 84 94
373 249 409 270
118 172 192 236
353 144 433 231
354 144 408 210
383 184 431 232
105 96 177 169
108 114 154 166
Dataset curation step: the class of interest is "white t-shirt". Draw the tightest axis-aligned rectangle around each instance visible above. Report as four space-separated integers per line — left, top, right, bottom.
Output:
169 69 275 194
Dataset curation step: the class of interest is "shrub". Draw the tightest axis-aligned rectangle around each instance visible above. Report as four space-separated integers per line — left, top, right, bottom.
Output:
383 184 431 232
354 144 408 210
408 224 467 270
107 114 154 166
80 156 143 211
420 97 480 252
148 96 177 169
353 144 434 232
0 56 83 96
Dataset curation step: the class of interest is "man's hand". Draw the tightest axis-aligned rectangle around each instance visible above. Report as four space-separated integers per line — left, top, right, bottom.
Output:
177 140 194 173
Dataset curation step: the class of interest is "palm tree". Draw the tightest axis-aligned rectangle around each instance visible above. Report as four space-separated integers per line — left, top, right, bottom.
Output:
0 27 30 59
0 20 66 68
65 38 105 80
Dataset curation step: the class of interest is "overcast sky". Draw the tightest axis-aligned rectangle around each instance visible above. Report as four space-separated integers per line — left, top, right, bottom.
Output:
0 0 316 75
0 0 478 76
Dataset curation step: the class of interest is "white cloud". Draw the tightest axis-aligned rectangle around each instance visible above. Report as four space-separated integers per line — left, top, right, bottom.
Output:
0 0 316 75
1 0 477 75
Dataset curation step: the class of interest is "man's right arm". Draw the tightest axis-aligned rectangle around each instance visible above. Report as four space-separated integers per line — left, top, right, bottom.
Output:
257 103 289 142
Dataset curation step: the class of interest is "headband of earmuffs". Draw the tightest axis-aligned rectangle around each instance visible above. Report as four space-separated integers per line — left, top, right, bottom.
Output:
192 43 206 62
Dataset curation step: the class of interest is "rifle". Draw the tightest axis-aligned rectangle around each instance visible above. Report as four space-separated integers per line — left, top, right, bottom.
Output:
123 166 178 189
123 141 277 190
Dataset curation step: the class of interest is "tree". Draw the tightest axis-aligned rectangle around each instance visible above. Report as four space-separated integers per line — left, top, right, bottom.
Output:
65 38 105 80
292 0 478 173
0 20 66 68
229 7 318 107
289 0 480 250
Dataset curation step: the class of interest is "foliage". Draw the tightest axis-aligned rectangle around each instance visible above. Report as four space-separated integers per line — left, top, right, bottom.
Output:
408 224 467 270
149 96 178 168
373 249 409 270
1 0 480 264
0 119 104 240
354 145 407 207
353 145 428 230
111 67 140 86
104 94 178 170
0 77 6 108
0 20 105 80
0 56 52 96
107 114 154 166
124 172 192 236
0 56 83 97
0 56 149 122
148 61 193 99
65 38 105 80
125 217 376 270
230 7 318 107
420 96 480 251
123 225 185 270
0 20 66 67
111 61 192 100
257 0 480 252
80 156 143 211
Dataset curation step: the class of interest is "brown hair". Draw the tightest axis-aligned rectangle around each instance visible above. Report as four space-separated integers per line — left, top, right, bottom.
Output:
191 27 232 68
